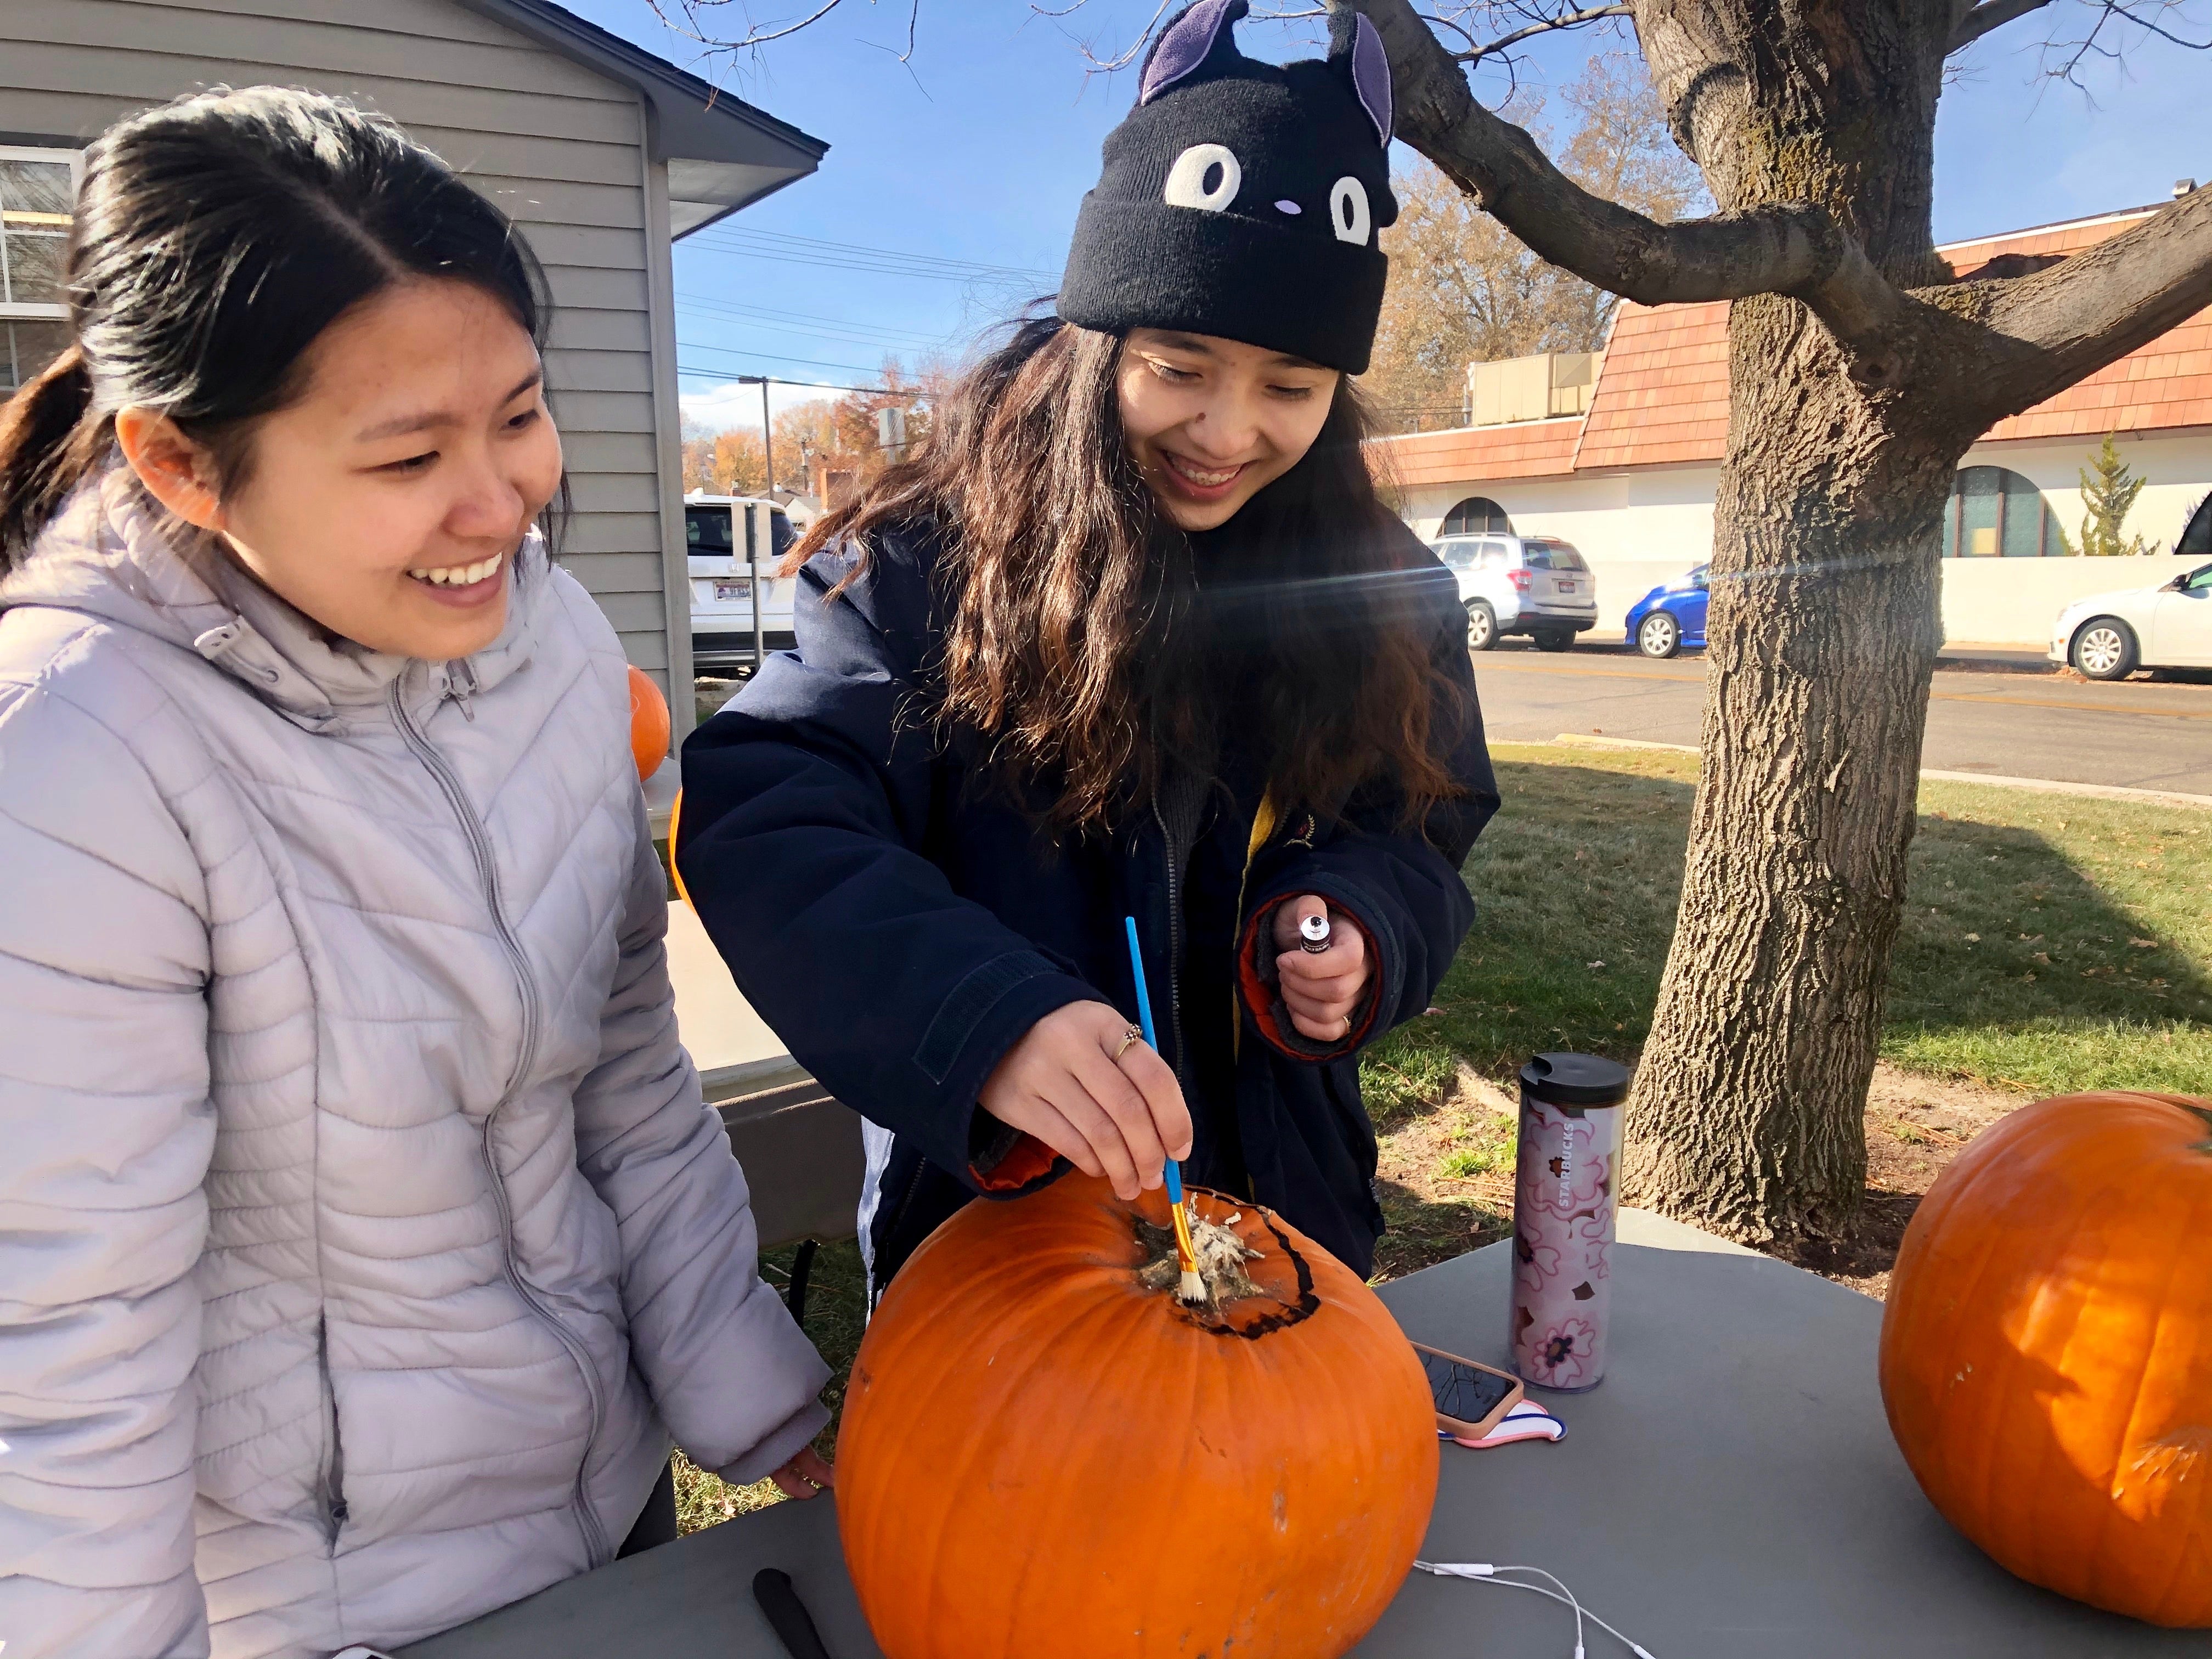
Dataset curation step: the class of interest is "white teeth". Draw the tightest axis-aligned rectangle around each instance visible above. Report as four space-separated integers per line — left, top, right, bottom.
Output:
410 552 504 587
1171 457 1238 486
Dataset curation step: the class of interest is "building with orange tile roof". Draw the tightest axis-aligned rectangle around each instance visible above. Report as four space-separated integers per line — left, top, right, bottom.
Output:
1369 202 2212 646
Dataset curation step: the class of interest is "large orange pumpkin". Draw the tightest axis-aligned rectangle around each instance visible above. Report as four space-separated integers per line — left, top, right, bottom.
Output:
1880 1091 2212 1628
837 1175 1438 1659
626 664 670 782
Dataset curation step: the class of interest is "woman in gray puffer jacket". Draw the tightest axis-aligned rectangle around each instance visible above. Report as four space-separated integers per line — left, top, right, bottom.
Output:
0 92 831 1659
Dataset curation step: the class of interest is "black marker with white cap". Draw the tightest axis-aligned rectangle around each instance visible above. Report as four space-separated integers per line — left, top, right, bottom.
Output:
1299 910 1332 953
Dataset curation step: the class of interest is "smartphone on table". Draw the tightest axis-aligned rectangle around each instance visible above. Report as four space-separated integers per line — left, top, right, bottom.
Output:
1410 1341 1525 1440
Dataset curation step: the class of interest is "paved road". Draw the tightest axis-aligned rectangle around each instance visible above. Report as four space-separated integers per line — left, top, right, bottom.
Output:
1471 642 2212 797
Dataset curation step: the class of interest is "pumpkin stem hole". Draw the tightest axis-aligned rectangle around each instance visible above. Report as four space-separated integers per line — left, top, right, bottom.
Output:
1136 1212 1265 1306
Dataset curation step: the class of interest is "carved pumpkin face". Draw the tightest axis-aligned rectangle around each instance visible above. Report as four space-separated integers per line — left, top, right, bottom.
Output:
1880 1091 2212 1628
837 1175 1438 1659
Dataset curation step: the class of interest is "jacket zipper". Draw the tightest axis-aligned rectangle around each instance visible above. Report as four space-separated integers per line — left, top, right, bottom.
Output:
388 676 611 1566
317 1316 348 1549
1148 801 1190 1093
871 1157 932 1312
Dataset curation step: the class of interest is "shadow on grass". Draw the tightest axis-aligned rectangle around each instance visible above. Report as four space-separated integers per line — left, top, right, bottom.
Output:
1362 757 1694 1114
1362 753 2212 1115
1886 800 2212 1093
1371 1175 1511 1283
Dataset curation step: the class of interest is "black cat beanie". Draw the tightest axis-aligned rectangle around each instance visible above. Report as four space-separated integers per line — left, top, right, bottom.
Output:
1058 0 1398 375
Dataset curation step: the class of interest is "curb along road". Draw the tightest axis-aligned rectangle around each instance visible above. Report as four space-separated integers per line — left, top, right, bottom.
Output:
1545 733 2212 811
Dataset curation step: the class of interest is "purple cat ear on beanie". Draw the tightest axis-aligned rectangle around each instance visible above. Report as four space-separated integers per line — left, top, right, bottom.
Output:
1350 14 1392 145
1139 0 1249 105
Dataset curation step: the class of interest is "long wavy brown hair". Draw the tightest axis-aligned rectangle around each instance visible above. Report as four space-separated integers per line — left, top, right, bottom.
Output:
795 315 1465 833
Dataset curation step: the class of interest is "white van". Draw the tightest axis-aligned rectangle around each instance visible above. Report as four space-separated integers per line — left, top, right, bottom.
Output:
1429 532 1599 652
687 494 797 670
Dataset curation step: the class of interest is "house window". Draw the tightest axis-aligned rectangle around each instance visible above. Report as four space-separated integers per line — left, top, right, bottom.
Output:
1441 495 1511 536
2 146 82 396
1942 465 2057 557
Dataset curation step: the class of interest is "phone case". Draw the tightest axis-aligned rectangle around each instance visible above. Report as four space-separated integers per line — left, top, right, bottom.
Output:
1410 1341 1526 1440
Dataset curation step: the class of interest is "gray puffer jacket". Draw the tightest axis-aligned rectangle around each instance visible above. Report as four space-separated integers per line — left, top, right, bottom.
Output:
0 471 830 1659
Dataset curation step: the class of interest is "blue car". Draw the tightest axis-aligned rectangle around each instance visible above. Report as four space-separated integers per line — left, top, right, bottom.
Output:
1624 565 1709 658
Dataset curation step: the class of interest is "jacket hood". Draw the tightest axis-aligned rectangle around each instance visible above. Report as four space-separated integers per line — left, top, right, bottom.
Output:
0 464 546 731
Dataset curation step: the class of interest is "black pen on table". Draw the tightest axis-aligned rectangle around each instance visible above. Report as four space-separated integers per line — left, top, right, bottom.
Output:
752 1568 833 1659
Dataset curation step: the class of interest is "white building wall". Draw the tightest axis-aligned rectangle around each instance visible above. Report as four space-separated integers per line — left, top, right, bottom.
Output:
1939 555 2186 647
1398 426 2209 645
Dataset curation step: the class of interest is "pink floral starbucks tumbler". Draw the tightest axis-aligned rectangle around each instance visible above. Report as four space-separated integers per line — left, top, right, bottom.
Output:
1509 1052 1632 1392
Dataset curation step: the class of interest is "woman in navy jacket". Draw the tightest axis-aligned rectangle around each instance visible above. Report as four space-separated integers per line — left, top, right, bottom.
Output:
677 1 1498 1290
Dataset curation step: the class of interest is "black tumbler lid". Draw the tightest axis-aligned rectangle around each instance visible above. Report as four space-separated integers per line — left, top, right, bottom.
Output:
1520 1052 1631 1111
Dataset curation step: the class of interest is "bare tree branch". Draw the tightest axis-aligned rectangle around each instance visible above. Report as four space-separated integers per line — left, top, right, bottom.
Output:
1455 3 1632 63
1948 1 2212 77
1948 0 2056 52
2038 0 2212 87
1025 1 1635 83
1028 0 1177 72
1956 183 2212 421
644 0 853 54
1336 0 1909 366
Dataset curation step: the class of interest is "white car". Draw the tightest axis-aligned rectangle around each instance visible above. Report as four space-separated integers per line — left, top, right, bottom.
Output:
687 494 797 671
1429 532 1599 652
2050 561 2212 679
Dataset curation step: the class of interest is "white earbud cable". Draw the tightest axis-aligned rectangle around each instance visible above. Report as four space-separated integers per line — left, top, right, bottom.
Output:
1414 1561 1657 1659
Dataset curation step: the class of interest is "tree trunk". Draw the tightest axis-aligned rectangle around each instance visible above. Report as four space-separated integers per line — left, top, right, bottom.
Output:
1355 0 2212 1243
1620 4 1970 1245
1620 294 1960 1243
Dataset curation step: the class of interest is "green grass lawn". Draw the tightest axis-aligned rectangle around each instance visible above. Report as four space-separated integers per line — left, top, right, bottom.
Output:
1365 743 2211 1108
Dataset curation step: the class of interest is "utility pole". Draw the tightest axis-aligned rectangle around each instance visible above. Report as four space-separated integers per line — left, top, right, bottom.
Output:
759 377 774 500
737 373 776 498
738 376 770 673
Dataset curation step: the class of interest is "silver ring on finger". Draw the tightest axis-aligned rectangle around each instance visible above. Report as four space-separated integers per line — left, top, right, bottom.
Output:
1113 1026 1145 1062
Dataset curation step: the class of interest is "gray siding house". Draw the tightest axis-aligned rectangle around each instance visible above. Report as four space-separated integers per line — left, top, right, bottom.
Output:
0 0 826 736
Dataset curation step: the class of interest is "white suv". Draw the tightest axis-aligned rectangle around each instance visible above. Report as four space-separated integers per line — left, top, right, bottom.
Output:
687 494 797 671
1430 532 1599 652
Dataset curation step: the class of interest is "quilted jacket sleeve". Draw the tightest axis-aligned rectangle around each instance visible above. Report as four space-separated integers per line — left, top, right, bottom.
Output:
569 794 831 1486
0 670 216 1659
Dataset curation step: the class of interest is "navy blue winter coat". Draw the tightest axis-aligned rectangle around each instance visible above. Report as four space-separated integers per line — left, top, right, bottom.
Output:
676 518 1498 1288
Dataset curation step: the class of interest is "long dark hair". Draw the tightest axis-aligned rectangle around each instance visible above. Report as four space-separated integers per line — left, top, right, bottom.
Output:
799 316 1466 832
0 86 551 567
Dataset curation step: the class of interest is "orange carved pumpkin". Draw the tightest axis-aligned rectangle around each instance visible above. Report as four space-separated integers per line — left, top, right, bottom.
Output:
1880 1091 2212 1628
627 664 670 783
837 1176 1438 1659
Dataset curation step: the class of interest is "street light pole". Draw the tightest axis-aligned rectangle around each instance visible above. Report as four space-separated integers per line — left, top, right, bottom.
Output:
736 376 779 673
758 376 774 502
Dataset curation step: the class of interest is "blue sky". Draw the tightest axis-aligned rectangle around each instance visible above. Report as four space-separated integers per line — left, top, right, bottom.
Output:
545 2 2212 428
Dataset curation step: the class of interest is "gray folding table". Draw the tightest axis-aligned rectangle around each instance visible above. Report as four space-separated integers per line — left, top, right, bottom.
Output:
400 1211 2202 1659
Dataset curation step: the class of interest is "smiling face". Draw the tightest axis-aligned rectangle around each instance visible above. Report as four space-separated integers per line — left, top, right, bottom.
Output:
1116 327 1340 532
119 276 564 661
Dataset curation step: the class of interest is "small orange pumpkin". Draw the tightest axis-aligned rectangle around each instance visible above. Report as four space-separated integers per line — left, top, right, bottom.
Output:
1880 1091 2212 1628
838 1176 1438 1659
626 664 670 783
